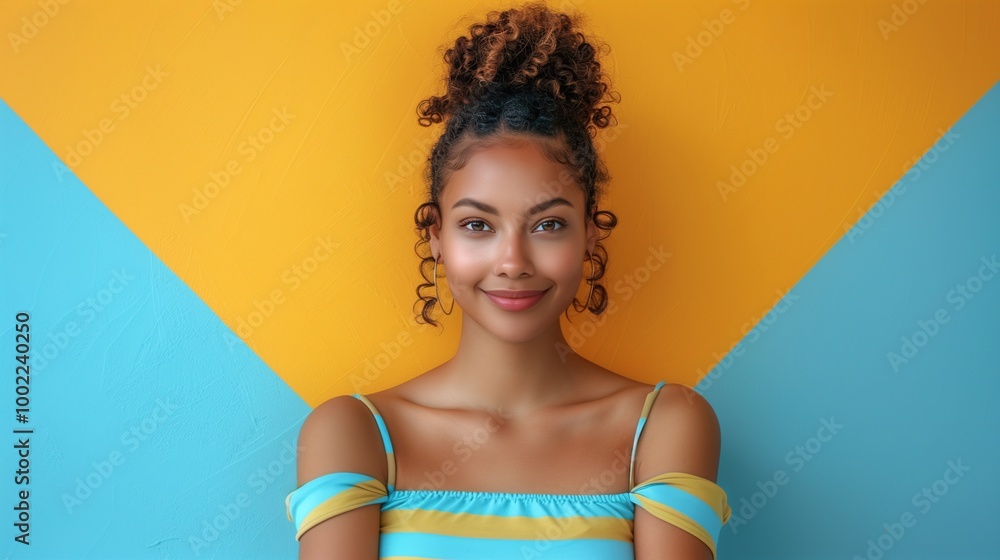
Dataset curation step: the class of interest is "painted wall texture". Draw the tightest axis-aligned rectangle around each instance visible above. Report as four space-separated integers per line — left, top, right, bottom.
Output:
0 0 997 558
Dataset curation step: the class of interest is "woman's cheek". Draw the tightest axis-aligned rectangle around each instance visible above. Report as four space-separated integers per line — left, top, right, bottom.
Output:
547 250 583 279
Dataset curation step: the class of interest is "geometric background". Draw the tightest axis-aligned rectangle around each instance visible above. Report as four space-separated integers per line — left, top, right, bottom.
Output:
1 1 997 558
706 83 999 558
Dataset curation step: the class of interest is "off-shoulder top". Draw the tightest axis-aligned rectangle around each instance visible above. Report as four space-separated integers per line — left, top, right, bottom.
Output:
286 381 733 558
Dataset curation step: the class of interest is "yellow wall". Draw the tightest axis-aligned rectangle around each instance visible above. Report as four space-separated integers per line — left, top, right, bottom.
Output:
2 0 997 406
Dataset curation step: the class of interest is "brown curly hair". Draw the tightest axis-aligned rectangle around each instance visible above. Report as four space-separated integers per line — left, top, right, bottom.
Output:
412 1 621 328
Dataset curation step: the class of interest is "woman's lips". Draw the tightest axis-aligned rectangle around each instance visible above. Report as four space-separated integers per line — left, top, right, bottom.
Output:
483 289 548 311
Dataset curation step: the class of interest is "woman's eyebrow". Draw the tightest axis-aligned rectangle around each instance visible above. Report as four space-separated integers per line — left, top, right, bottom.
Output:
451 197 575 216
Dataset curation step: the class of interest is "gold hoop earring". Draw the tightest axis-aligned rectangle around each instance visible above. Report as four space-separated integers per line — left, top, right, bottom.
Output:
433 258 455 315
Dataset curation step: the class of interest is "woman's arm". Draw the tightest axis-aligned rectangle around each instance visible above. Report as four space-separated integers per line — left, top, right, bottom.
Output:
633 384 724 560
294 396 386 560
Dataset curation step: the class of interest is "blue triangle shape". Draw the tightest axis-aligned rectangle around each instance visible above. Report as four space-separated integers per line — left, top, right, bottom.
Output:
0 99 308 558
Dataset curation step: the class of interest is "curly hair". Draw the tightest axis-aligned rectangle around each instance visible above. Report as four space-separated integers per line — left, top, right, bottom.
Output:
412 1 621 327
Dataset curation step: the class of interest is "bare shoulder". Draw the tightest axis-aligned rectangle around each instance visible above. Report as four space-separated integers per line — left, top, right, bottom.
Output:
292 396 385 556
633 383 722 483
294 395 388 488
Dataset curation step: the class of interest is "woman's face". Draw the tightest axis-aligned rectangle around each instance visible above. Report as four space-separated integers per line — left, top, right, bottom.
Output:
429 136 598 341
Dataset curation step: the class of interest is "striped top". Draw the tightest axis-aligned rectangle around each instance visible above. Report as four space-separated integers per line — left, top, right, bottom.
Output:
285 380 733 559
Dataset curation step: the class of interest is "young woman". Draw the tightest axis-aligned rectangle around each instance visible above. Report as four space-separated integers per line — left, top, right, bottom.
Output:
286 2 732 558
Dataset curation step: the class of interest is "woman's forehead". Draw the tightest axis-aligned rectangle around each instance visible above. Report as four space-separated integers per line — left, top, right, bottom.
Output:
441 142 585 212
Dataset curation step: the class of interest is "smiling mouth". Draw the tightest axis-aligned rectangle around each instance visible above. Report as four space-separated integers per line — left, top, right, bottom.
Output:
482 288 549 311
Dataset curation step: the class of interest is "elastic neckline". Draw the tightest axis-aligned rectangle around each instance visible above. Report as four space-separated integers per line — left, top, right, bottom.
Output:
389 488 632 502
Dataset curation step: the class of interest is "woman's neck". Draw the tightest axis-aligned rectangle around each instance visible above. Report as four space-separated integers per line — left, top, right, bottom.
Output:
437 314 589 416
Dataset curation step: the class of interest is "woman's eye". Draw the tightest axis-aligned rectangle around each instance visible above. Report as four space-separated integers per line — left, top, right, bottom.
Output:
535 219 566 232
460 220 493 233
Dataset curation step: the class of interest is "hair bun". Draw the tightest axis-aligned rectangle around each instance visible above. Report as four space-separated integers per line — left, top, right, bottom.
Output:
417 1 619 137
459 82 562 136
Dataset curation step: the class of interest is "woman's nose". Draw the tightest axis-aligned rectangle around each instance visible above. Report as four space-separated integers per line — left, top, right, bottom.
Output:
494 232 534 278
